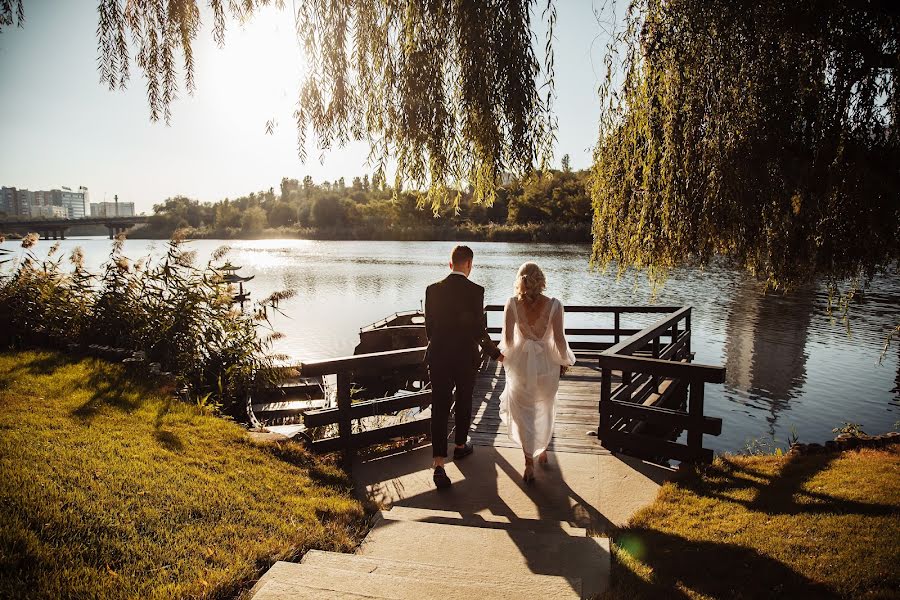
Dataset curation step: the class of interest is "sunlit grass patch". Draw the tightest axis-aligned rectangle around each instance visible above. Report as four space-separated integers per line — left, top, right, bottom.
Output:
0 351 367 600
604 449 900 599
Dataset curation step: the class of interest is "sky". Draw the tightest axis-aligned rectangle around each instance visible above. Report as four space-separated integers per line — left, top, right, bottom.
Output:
0 0 615 214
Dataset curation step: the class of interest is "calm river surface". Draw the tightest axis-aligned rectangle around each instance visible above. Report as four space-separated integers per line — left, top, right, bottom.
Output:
6 236 899 454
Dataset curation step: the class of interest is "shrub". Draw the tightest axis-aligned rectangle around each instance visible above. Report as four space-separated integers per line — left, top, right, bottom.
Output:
0 235 292 416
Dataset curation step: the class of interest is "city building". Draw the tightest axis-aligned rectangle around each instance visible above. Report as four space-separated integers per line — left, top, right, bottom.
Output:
1 187 15 216
90 200 134 217
53 187 88 219
30 205 68 219
15 189 34 217
0 185 90 219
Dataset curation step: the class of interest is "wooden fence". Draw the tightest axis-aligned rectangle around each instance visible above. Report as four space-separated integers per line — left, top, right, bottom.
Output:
290 305 725 468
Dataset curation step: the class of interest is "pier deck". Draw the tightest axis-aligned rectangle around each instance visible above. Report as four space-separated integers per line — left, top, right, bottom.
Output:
468 358 614 454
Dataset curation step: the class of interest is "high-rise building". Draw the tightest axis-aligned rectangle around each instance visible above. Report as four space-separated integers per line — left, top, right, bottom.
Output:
2 185 91 219
15 190 34 217
90 200 135 217
1 187 15 216
54 187 87 219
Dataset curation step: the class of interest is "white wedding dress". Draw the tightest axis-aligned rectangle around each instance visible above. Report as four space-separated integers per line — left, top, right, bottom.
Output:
498 296 576 457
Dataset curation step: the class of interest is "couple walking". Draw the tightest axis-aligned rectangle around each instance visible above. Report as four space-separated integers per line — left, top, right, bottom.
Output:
425 245 575 488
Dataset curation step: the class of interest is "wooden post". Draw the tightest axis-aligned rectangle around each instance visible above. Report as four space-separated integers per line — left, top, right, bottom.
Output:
687 379 705 455
613 311 621 344
685 310 692 360
336 372 353 471
621 370 632 402
652 335 660 393
599 367 611 444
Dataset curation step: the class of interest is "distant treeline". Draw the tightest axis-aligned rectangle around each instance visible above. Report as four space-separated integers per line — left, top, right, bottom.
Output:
132 169 592 242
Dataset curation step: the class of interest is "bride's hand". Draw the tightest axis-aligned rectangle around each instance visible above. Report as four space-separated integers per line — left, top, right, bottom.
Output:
560 365 569 377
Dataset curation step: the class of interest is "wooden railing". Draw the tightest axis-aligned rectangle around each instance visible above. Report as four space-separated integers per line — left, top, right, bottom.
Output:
291 304 725 468
298 347 429 468
484 304 683 355
596 307 725 463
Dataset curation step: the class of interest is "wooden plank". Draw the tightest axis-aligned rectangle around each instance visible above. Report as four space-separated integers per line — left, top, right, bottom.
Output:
300 346 426 376
608 400 722 435
602 429 713 463
597 353 726 383
312 418 432 453
303 390 432 428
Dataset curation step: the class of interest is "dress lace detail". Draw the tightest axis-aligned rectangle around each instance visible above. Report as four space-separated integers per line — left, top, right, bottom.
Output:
513 297 555 340
498 296 576 457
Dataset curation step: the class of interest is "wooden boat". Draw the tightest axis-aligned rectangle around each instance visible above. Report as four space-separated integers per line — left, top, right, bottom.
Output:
353 310 429 397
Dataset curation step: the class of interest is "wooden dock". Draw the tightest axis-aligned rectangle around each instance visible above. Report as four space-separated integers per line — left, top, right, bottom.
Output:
468 358 614 455
290 304 725 466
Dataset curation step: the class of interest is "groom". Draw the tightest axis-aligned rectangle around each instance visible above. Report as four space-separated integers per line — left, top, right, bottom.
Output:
424 245 503 488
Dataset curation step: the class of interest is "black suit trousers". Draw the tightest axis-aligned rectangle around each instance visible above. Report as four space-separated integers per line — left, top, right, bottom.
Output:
428 355 477 458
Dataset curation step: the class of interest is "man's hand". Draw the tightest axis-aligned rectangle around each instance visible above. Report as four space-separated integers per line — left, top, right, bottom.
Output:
498 353 505 363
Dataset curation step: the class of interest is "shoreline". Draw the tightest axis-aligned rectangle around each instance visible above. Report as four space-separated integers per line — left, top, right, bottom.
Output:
127 222 593 243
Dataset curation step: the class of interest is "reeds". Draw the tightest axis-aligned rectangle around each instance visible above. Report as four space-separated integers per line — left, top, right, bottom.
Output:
0 235 292 416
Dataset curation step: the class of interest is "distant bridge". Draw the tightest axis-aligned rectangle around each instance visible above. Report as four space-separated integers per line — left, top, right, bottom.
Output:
0 216 149 240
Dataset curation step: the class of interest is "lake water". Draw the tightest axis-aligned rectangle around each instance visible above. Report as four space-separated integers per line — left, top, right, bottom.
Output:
5 236 899 454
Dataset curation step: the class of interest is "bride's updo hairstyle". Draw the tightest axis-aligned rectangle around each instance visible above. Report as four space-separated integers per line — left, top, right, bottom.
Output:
515 262 546 303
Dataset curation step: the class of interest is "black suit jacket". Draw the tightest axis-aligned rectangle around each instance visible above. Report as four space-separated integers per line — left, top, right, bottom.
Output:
425 274 500 369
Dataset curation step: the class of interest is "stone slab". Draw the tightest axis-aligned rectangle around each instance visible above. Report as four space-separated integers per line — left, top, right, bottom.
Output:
359 514 610 598
300 550 581 597
253 562 582 600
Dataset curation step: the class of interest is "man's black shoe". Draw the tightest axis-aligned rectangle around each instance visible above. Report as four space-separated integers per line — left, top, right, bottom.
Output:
453 443 474 460
433 466 451 488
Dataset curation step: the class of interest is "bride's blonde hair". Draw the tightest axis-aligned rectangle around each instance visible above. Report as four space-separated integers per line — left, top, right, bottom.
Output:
515 262 546 303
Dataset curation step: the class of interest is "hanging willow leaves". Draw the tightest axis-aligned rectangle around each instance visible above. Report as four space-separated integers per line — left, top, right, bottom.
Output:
0 0 23 29
89 0 557 207
592 0 899 289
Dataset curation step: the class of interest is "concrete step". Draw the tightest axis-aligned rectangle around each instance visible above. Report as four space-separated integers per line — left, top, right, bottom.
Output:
360 513 610 598
381 505 588 535
252 561 581 600
300 550 581 597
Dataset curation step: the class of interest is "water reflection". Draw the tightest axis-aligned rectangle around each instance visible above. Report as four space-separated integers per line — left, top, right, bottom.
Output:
4 236 898 452
724 283 816 437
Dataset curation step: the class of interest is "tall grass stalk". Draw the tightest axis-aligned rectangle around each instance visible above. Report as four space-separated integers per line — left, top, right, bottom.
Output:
0 234 293 415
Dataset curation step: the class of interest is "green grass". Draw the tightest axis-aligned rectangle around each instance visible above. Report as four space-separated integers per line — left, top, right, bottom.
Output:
604 449 900 599
0 351 367 599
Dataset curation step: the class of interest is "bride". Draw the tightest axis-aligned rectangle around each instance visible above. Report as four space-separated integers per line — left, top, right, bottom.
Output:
498 262 576 482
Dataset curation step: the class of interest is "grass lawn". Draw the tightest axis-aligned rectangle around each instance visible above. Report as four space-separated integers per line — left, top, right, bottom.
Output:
0 351 368 599
604 448 900 599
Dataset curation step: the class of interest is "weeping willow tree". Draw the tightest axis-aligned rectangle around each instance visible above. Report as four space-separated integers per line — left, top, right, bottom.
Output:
592 0 900 290
2 0 897 288
0 0 556 207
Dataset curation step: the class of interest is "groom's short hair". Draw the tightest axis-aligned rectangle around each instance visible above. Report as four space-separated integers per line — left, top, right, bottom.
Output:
451 245 474 266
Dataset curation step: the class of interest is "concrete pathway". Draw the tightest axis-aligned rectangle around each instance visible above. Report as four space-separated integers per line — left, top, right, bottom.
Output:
251 443 672 599
251 357 673 598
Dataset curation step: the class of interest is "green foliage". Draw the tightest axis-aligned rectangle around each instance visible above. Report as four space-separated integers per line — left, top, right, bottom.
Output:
592 0 900 289
0 0 23 30
135 169 594 242
311 195 345 228
832 422 866 437
0 235 293 415
91 0 557 206
240 205 268 233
